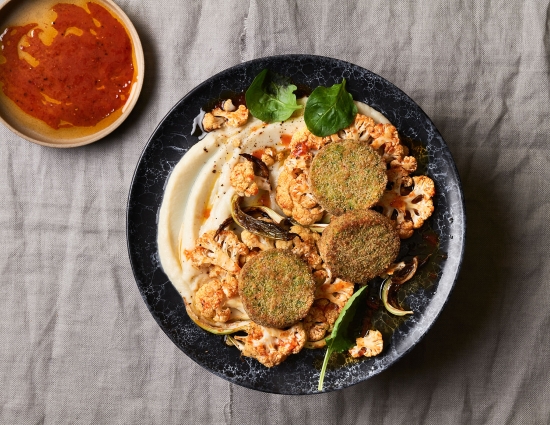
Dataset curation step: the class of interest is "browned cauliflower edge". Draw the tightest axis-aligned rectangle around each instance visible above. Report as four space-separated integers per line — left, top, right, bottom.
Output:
229 323 307 367
202 99 249 131
377 168 436 239
349 330 384 358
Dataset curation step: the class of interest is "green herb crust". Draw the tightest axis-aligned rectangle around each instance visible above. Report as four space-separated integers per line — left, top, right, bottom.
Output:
239 249 315 329
310 140 387 215
319 210 400 283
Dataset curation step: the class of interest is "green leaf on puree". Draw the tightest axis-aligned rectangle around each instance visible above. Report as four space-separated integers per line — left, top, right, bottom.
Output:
245 69 302 123
304 79 358 137
318 285 367 391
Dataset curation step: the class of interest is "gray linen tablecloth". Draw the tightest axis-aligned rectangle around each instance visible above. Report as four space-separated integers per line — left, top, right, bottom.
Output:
1 0 549 423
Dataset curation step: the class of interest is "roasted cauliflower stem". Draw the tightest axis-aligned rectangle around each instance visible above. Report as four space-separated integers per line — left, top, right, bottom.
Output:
276 153 324 225
349 330 384 358
377 167 436 239
232 322 307 367
202 99 249 131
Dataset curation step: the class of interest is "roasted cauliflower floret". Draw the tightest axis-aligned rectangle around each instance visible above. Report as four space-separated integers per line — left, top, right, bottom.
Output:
193 278 234 323
315 278 355 309
202 99 249 131
272 225 323 270
275 239 294 250
304 277 353 342
303 298 340 341
241 230 276 251
349 330 384 358
369 122 400 150
261 147 277 166
289 225 323 270
369 123 417 172
289 127 330 155
378 168 436 239
202 113 225 132
230 161 258 197
335 114 376 142
212 104 249 127
221 99 237 112
192 271 249 323
382 144 417 174
232 323 306 367
276 153 324 226
184 230 249 273
230 156 271 197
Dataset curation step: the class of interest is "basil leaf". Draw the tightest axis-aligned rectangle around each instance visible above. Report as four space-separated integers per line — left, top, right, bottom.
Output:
245 69 302 123
318 285 367 391
304 79 358 137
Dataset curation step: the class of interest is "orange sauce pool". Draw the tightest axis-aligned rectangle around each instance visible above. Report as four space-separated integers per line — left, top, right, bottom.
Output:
280 133 292 146
0 0 138 139
252 148 264 159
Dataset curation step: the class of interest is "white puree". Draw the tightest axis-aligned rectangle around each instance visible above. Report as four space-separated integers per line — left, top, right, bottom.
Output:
157 99 389 302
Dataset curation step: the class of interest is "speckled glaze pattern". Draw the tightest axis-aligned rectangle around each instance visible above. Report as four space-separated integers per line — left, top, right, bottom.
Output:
126 55 466 395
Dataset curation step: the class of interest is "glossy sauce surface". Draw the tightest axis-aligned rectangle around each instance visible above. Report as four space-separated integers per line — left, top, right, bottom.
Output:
0 1 135 131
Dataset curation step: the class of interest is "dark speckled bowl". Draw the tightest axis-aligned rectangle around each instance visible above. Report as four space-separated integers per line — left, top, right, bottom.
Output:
126 55 466 395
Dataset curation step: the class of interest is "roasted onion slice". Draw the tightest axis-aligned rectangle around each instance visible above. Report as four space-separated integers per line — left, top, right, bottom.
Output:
381 278 413 316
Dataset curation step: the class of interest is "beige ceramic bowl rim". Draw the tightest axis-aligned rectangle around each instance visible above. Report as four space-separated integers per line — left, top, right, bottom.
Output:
0 0 145 148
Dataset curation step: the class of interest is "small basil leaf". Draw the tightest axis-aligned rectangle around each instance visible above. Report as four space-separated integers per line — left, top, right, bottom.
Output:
304 79 358 137
245 69 302 123
318 285 367 391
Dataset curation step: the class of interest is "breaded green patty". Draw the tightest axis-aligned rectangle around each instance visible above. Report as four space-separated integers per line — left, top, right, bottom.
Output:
310 140 387 215
319 210 400 283
239 249 315 329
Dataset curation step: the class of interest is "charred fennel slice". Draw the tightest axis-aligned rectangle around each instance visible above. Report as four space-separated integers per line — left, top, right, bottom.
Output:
229 196 327 239
381 278 413 316
185 302 249 335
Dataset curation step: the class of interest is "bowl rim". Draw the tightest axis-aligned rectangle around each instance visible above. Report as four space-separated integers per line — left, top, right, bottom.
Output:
126 54 467 394
0 0 145 148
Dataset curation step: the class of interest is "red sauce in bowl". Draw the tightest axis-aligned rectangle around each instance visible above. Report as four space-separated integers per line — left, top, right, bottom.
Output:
0 2 135 130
